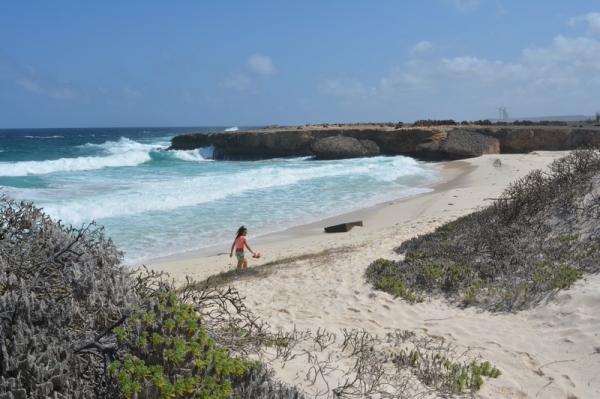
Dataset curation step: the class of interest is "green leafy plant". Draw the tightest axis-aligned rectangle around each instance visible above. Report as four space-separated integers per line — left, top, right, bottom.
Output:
108 291 257 399
432 355 502 393
376 277 423 302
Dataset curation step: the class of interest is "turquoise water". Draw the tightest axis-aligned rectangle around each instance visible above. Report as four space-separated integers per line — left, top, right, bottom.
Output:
0 127 442 265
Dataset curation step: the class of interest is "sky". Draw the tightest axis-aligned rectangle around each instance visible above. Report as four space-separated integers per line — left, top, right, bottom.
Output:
1 1 599 128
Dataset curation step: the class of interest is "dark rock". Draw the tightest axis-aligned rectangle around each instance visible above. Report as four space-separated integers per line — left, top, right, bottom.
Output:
414 119 457 127
311 136 379 160
324 221 363 233
359 139 380 155
417 130 500 159
442 130 500 158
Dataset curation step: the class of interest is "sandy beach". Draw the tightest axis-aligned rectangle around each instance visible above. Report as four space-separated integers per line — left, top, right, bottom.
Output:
146 152 600 398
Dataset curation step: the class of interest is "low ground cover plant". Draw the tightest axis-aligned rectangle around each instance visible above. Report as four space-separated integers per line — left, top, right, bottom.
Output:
366 147 600 310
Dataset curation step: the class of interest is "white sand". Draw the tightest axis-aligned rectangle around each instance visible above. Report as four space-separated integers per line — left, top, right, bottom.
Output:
146 152 600 398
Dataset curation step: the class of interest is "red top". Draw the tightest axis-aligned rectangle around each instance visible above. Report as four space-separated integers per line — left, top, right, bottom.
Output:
235 235 246 250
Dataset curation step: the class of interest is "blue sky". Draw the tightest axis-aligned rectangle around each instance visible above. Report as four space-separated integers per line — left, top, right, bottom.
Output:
1 1 599 128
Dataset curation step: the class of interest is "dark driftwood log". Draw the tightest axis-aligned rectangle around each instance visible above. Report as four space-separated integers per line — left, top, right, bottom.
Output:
324 221 363 233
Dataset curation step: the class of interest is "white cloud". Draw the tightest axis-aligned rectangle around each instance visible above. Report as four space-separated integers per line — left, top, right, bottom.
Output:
247 54 275 77
569 12 600 36
410 41 434 56
221 73 253 90
530 75 580 91
523 35 600 72
446 0 480 13
441 56 500 79
220 54 275 91
587 12 600 35
319 11 599 121
378 68 433 95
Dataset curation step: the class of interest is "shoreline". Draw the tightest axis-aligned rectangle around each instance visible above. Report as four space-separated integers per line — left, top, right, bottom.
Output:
143 151 600 398
141 152 513 286
141 158 471 277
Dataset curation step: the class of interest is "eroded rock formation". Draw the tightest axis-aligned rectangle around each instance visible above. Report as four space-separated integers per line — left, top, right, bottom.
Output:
416 130 500 159
168 124 600 160
311 136 379 159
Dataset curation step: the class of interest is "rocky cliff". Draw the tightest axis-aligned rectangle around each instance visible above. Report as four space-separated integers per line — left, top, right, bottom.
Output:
168 124 600 160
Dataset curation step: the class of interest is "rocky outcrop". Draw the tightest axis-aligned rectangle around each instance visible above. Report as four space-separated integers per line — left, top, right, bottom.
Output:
168 125 445 160
311 136 379 159
416 130 500 159
481 128 600 153
168 124 600 160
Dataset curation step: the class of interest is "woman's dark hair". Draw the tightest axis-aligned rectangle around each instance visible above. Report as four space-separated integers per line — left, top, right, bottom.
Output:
236 225 247 239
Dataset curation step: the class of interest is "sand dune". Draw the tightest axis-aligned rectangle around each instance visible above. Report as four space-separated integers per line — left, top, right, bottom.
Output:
147 152 600 398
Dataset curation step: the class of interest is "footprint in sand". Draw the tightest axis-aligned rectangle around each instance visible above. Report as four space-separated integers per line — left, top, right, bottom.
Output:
560 374 576 387
516 351 540 368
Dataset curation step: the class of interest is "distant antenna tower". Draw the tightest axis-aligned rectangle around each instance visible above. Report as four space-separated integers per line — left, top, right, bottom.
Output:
495 105 509 121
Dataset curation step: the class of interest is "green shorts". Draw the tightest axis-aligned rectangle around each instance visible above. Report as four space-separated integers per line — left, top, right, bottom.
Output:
235 251 245 261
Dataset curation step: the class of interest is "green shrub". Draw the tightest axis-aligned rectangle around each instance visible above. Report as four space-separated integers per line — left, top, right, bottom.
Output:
432 355 502 393
376 277 422 302
365 148 600 310
108 291 256 399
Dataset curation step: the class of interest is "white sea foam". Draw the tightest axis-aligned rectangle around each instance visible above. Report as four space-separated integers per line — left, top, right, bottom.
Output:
224 126 238 131
38 156 436 224
199 145 215 159
0 153 152 177
170 149 212 162
82 137 166 153
0 137 160 176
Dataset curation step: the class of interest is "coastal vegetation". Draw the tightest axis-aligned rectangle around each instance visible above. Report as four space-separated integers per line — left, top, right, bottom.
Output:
1 194 502 398
366 146 600 310
0 195 302 398
8 141 597 397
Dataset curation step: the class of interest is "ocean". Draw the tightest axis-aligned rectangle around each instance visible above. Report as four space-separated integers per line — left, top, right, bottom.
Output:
0 127 442 265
